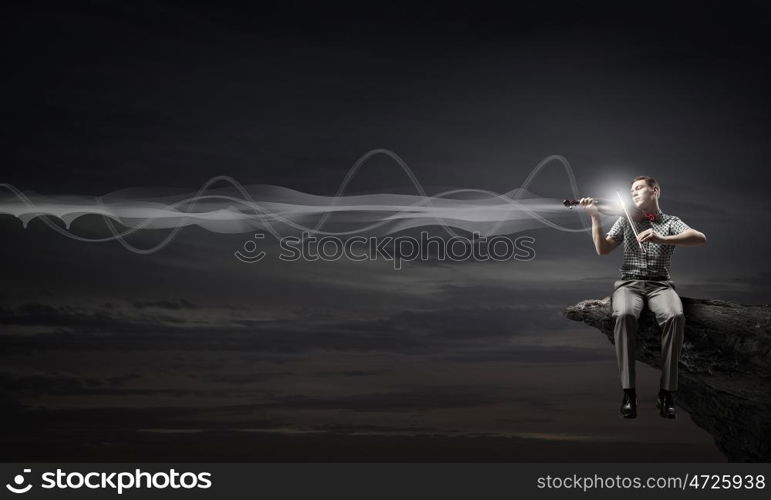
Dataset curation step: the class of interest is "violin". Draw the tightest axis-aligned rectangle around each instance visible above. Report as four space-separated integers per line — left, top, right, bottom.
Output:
563 198 645 219
565 197 656 253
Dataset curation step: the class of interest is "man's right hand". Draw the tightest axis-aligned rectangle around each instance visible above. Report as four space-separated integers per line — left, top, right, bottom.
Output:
579 197 599 217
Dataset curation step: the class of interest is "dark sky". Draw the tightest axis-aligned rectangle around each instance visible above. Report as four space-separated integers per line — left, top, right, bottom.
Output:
1 0 769 460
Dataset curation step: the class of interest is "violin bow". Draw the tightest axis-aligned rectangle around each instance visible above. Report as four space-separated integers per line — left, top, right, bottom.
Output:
616 191 646 254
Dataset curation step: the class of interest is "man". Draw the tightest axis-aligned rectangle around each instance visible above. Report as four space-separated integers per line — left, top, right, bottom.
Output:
580 176 707 419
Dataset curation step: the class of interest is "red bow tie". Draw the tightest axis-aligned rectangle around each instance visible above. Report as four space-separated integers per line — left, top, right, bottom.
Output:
638 211 658 222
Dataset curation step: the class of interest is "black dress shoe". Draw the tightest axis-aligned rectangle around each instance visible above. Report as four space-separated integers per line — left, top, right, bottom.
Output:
619 389 637 419
657 390 677 419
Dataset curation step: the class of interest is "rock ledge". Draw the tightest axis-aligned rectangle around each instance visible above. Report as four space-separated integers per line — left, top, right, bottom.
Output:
565 297 771 461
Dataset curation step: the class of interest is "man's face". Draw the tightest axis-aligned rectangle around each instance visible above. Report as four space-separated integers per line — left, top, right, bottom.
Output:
630 180 658 208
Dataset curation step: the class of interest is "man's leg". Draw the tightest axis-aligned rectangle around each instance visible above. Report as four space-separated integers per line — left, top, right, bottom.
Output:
611 280 645 389
646 282 685 391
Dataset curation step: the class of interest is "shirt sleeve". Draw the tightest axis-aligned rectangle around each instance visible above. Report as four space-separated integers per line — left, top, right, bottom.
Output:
669 217 692 235
606 216 625 242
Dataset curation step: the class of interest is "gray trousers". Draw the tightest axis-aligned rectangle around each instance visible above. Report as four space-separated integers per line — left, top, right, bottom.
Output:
611 280 685 391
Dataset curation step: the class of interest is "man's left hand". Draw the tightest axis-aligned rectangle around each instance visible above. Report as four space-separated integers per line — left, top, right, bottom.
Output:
637 228 667 244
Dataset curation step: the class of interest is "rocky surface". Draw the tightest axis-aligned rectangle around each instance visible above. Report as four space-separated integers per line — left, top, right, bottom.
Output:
565 297 771 462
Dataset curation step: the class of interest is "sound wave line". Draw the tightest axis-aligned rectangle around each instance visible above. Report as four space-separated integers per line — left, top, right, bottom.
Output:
0 149 591 254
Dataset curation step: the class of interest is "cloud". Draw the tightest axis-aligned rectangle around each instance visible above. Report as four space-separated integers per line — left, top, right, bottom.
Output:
437 346 610 364
268 385 502 412
0 298 578 355
0 302 194 332
315 369 390 377
131 299 200 310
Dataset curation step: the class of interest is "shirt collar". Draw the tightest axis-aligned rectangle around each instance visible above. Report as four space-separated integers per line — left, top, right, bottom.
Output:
647 208 664 217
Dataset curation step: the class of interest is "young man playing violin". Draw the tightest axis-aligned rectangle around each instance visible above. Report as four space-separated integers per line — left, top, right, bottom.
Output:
579 176 707 419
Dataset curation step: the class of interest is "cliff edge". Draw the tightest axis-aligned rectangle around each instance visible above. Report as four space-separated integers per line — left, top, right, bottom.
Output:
565 297 771 461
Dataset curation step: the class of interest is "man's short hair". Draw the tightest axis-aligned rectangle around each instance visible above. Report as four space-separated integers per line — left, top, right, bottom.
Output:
632 176 659 190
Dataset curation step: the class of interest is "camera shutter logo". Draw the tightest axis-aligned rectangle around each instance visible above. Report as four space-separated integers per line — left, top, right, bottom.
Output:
5 469 32 494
